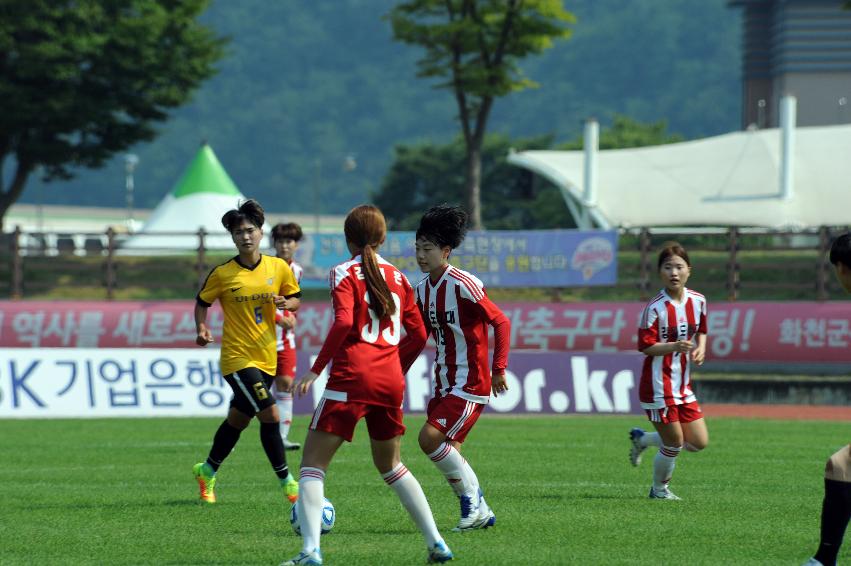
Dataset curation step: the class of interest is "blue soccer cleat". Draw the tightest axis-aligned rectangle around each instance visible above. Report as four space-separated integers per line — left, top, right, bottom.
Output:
629 428 647 467
280 548 322 566
427 540 453 563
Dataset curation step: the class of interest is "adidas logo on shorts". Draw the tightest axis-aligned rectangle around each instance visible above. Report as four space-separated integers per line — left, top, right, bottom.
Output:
437 418 447 427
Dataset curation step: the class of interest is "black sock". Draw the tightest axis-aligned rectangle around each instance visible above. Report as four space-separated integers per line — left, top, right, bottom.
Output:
206 420 242 472
814 478 851 566
260 421 289 480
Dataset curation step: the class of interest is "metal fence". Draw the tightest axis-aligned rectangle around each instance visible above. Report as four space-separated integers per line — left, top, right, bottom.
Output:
1 225 848 301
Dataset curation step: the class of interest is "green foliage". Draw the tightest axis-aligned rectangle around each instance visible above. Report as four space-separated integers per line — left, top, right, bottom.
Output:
0 0 225 226
558 115 684 150
0 416 844 564
373 133 575 230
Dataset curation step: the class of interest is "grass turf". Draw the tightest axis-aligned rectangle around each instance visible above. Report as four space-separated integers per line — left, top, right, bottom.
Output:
0 415 846 565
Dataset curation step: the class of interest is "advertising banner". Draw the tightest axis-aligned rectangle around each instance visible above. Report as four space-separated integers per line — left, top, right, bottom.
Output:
295 230 618 288
0 349 643 418
2 300 850 364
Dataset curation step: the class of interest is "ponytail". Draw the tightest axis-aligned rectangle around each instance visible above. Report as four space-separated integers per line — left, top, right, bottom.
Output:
361 244 395 319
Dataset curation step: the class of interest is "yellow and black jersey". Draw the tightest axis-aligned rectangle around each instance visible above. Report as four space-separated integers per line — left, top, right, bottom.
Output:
196 254 300 375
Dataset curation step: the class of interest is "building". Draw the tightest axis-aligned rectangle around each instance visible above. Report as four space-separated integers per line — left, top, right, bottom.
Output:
729 0 851 128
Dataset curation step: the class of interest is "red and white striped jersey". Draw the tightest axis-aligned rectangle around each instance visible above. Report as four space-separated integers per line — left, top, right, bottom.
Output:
413 265 510 405
310 254 427 408
276 261 303 352
637 288 708 409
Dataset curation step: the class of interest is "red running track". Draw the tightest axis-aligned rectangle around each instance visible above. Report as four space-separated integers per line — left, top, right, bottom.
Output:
704 404 851 421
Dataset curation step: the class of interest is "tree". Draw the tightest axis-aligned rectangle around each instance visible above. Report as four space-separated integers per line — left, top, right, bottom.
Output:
557 115 684 150
0 0 225 230
387 0 574 229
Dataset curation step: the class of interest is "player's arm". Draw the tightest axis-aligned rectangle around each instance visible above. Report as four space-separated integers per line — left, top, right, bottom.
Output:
399 287 428 374
473 294 510 396
691 300 708 365
275 260 302 312
195 268 218 346
637 306 692 356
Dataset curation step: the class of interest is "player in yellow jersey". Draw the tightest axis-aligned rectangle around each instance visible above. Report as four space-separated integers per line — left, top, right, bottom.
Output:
192 199 302 505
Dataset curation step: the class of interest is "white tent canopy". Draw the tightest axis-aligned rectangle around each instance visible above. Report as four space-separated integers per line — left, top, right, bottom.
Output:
507 123 851 229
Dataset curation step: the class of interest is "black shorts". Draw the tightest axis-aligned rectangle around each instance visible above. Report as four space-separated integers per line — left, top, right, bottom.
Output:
224 367 275 416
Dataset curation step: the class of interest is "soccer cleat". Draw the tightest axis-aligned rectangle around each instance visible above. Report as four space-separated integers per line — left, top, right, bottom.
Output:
648 486 681 500
280 548 322 566
283 439 301 451
283 477 299 503
802 559 824 566
427 540 453 563
629 428 647 466
452 490 495 531
193 462 216 504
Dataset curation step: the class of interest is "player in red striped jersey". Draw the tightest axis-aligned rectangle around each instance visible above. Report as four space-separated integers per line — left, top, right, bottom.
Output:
281 205 453 566
628 242 709 500
408 204 510 532
805 233 851 566
270 222 304 451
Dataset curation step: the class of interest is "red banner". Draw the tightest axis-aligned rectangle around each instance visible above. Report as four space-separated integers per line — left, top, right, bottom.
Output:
0 300 849 363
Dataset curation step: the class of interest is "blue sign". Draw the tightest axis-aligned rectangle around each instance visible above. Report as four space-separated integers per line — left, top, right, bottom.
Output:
294 230 617 289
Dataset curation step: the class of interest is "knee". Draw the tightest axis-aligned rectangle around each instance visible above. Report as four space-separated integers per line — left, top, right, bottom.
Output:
418 427 441 454
825 446 851 482
686 437 708 452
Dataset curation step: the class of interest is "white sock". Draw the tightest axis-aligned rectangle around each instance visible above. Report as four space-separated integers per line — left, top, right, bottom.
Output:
271 384 293 441
298 467 325 554
382 463 442 548
653 445 681 491
427 442 470 496
641 432 661 448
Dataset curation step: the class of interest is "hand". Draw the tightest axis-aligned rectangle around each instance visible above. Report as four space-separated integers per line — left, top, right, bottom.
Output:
196 327 213 347
691 344 706 365
295 371 320 398
273 295 290 309
277 375 294 393
491 371 508 397
672 340 694 354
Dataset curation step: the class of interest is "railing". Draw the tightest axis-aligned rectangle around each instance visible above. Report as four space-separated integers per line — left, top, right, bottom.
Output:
1 226 849 301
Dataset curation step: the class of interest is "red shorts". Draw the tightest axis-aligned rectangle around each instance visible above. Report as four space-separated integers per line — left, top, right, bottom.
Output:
276 348 296 378
309 398 405 442
426 394 484 443
645 401 703 424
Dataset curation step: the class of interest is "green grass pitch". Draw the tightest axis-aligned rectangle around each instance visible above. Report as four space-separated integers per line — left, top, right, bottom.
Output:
0 415 846 565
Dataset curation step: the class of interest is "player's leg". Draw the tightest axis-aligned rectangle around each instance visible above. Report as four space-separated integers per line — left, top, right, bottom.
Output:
809 444 851 566
680 402 709 452
274 348 300 450
283 398 354 566
647 407 684 500
192 373 255 503
369 407 452 563
628 426 661 466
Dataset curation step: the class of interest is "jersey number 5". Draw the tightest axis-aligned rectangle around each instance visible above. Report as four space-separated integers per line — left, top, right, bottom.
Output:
361 292 401 345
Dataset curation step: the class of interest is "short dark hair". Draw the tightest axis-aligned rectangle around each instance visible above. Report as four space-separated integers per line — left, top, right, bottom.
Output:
415 204 468 250
829 232 851 268
221 199 264 233
657 241 691 270
270 222 303 245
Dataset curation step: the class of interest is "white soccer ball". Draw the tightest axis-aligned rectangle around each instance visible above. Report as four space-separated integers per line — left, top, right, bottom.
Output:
290 498 335 535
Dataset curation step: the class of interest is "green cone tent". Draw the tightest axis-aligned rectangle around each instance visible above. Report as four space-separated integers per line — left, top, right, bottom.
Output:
122 144 263 251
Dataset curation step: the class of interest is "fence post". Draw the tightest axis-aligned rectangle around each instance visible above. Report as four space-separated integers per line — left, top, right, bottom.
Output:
638 228 651 301
196 228 207 289
105 227 116 299
12 225 23 299
726 226 739 301
816 226 830 301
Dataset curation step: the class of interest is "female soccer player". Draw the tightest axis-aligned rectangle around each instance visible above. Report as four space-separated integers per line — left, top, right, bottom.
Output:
281 205 453 566
804 232 851 566
192 199 302 505
628 241 709 500
410 204 510 531
270 222 305 451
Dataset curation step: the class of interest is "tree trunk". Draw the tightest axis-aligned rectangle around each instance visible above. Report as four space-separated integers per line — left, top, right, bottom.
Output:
465 143 483 230
0 159 33 233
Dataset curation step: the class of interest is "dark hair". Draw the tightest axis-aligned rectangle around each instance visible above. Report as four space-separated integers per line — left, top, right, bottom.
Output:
830 233 851 267
222 199 264 233
657 241 691 270
270 222 303 245
344 205 394 319
415 204 468 249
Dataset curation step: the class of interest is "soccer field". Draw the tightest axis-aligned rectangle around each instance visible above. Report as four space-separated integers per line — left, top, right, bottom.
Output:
0 415 846 565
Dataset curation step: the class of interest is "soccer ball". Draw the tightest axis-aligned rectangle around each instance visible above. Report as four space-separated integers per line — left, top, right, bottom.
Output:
289 498 335 535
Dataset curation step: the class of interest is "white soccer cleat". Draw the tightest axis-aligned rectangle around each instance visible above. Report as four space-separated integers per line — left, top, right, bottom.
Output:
283 439 301 451
648 486 681 500
452 490 496 531
427 540 454 563
629 428 647 466
280 548 322 566
802 559 824 566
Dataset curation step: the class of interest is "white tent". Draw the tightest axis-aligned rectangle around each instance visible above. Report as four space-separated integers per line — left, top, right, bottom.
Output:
507 123 851 229
122 144 261 252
